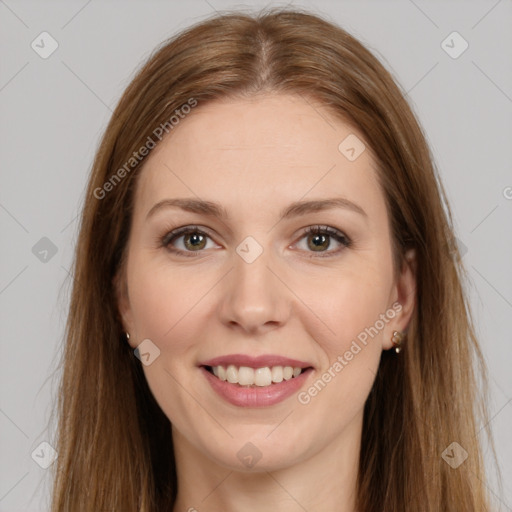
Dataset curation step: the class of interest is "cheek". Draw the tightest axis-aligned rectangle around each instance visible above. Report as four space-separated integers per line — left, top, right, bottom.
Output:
301 260 392 355
127 253 224 368
129 272 171 339
127 254 196 345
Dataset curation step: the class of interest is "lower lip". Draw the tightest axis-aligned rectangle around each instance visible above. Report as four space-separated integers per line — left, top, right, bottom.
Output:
200 366 314 407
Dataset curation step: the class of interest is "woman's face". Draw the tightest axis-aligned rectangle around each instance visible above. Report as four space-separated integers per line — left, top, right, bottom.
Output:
116 93 415 471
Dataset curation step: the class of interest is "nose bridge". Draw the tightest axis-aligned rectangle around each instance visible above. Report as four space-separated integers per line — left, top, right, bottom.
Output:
219 235 290 331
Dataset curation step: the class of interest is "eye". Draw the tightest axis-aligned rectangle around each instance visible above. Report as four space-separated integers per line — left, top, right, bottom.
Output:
294 225 351 257
160 225 218 257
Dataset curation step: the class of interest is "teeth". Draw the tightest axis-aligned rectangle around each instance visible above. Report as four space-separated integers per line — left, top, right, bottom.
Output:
210 365 306 386
271 366 283 383
226 365 238 384
238 366 254 386
254 367 272 386
217 366 227 381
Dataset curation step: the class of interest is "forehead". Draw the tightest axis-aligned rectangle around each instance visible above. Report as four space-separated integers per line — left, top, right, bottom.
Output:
133 93 385 223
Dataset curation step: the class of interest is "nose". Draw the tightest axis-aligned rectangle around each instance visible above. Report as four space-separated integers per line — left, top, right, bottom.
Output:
217 241 291 335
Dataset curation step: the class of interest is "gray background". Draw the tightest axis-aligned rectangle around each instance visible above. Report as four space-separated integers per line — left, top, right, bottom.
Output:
0 0 511 510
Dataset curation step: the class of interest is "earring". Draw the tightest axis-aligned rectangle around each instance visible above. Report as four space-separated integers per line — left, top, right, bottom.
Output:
391 330 405 353
125 332 130 342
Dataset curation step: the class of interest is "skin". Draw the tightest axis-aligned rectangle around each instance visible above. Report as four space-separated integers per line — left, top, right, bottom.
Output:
115 93 416 512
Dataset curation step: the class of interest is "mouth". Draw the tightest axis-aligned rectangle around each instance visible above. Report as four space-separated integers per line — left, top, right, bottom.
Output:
202 364 314 387
198 354 315 406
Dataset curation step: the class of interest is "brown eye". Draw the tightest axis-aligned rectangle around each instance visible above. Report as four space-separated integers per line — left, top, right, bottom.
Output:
307 232 330 251
161 226 216 257
296 225 351 257
182 232 207 251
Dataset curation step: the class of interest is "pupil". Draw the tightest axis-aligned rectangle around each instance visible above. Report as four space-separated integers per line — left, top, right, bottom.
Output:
310 234 327 250
186 233 204 249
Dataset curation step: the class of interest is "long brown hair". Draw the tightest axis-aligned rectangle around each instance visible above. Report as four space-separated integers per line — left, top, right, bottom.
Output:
49 7 497 511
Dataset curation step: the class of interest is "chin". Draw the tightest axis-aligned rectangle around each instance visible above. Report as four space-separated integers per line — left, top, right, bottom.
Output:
195 429 310 473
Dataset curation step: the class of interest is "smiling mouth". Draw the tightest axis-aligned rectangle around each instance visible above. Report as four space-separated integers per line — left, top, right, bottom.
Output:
203 364 314 387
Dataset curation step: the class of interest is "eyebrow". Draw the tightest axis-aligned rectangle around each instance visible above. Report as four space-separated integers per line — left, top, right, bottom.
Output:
146 197 368 221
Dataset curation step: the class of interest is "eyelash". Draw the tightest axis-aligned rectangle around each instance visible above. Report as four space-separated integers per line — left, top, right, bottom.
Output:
159 224 352 258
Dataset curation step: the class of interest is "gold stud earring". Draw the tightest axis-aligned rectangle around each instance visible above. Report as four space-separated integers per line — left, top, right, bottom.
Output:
391 330 405 353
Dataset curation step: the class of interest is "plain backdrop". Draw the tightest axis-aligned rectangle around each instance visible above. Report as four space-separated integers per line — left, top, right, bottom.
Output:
0 1 511 510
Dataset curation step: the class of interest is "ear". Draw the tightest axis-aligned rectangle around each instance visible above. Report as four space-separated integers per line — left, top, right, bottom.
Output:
382 248 417 350
112 269 137 349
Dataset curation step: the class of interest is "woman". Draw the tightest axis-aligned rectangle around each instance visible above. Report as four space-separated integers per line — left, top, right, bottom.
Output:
49 7 497 511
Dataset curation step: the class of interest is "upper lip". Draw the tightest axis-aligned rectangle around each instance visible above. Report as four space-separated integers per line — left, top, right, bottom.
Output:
200 354 313 369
